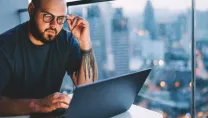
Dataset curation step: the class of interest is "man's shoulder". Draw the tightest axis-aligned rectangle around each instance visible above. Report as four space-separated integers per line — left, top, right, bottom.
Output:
1 22 25 37
0 23 26 55
0 23 25 46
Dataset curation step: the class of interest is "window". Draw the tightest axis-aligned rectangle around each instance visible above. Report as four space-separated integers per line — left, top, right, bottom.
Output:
65 0 193 117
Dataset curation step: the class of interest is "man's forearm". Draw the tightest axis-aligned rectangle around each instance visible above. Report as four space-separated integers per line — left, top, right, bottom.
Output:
0 97 38 116
76 49 98 85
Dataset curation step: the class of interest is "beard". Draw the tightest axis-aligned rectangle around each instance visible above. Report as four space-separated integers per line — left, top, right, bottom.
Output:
29 15 58 44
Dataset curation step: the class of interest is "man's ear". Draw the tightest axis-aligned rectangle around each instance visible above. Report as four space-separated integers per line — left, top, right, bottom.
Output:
28 2 35 17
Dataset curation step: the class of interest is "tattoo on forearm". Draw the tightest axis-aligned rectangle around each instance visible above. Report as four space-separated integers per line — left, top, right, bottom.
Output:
81 49 95 82
75 70 79 78
75 69 79 84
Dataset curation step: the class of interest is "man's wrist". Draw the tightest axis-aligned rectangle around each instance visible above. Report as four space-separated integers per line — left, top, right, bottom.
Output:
80 48 93 55
79 40 92 50
29 99 40 113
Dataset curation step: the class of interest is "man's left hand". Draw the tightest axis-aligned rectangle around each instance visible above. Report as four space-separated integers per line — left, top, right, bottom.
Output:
67 14 92 50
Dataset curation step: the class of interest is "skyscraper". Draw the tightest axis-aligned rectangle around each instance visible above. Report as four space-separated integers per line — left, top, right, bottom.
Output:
143 0 157 40
111 8 130 76
86 5 107 80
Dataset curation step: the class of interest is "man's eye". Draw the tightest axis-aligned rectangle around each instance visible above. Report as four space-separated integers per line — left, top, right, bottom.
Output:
43 14 53 22
45 14 52 18
58 17 64 20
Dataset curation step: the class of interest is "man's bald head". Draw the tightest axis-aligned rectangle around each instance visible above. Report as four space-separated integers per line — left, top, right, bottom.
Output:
31 0 67 9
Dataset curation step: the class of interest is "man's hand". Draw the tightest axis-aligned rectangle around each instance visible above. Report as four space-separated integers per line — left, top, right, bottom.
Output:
67 14 98 85
35 92 71 113
67 14 92 50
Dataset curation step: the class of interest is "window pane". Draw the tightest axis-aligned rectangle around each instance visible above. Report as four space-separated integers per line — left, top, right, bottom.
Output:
195 0 208 117
65 0 192 117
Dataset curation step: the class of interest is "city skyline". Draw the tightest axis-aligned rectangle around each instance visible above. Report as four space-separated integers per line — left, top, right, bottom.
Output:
65 0 208 12
112 0 208 12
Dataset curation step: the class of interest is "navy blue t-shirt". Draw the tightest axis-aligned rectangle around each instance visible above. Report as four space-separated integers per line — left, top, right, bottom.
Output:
0 22 81 99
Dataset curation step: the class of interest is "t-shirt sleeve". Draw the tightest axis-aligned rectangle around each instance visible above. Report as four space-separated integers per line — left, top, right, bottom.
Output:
65 34 82 76
0 44 12 96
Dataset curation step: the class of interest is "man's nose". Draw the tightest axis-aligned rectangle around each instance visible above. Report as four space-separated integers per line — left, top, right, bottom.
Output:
50 18 57 26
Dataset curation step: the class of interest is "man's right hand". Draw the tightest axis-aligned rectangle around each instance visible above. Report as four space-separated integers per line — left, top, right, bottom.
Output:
35 92 71 113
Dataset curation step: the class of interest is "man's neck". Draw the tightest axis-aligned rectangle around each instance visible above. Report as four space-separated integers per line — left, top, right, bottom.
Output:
27 22 44 46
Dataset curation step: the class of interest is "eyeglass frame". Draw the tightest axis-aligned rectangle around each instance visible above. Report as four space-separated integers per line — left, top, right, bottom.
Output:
40 10 68 25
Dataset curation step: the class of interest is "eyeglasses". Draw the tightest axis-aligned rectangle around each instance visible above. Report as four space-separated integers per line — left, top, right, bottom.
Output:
41 13 67 25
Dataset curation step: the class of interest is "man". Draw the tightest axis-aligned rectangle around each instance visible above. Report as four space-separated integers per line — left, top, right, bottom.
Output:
0 0 98 116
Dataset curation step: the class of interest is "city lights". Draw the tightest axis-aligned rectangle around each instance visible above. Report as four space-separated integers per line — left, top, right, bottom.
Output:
154 60 159 66
175 81 180 88
160 81 166 88
159 60 165 66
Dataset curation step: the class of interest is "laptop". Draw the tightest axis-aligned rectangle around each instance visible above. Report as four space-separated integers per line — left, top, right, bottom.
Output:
65 69 152 118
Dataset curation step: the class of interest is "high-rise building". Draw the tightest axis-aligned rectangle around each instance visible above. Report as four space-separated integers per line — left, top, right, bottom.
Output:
111 8 130 76
86 5 107 80
158 23 168 37
163 14 188 43
143 0 157 40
